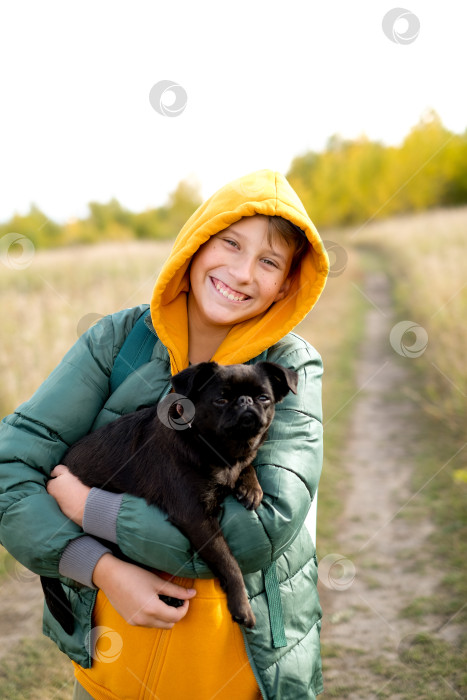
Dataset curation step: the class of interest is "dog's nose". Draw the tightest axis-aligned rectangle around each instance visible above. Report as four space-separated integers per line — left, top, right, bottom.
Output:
237 395 253 407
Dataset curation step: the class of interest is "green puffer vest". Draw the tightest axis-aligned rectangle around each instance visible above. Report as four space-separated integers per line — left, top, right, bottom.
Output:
0 304 324 699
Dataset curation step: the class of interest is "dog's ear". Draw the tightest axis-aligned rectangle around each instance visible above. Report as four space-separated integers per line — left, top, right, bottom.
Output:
256 362 298 403
171 362 219 398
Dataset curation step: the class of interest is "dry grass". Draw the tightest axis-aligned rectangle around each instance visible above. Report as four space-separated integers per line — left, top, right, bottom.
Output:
0 240 174 415
350 206 467 438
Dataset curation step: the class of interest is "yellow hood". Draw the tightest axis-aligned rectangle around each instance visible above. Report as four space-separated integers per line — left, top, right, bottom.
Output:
150 169 329 374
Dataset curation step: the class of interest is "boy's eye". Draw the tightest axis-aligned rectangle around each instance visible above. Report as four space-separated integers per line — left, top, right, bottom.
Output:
261 258 278 268
222 239 279 267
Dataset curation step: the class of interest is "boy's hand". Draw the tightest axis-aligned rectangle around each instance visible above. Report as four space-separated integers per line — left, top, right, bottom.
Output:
47 464 90 526
93 554 196 628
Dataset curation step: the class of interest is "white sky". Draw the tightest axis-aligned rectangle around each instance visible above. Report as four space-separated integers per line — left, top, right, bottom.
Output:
0 0 465 223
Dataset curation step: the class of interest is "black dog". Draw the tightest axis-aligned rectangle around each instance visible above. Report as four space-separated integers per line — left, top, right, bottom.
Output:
41 361 298 634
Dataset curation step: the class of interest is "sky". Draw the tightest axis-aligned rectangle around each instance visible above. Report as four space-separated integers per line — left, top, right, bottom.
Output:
0 0 465 223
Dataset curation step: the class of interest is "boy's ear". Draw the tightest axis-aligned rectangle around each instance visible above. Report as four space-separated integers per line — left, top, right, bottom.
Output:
171 362 219 397
273 276 292 302
257 362 298 402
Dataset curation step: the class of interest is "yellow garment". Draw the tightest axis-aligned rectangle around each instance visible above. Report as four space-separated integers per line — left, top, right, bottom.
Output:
75 169 329 699
74 577 261 700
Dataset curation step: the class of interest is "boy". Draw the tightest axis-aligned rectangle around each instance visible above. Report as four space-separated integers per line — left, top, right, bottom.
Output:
0 169 329 699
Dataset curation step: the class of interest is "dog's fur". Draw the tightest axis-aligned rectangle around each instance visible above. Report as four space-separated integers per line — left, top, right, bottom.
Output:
41 361 298 634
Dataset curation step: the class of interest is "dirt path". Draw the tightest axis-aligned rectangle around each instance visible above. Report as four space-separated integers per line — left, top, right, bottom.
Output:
318 271 442 699
0 561 44 659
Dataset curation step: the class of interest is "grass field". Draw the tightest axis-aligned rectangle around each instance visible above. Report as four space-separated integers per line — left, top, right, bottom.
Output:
0 239 175 416
0 208 465 698
354 205 467 438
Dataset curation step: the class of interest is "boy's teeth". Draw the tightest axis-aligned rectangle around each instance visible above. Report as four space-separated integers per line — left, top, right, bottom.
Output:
214 280 247 301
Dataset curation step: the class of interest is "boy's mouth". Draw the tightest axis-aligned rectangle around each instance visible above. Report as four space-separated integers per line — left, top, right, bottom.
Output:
210 277 251 302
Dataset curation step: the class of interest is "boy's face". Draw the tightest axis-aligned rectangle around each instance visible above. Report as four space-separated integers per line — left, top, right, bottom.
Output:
188 214 294 330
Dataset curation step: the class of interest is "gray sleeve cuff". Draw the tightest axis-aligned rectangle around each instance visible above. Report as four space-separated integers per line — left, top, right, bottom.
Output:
82 487 124 544
59 535 112 588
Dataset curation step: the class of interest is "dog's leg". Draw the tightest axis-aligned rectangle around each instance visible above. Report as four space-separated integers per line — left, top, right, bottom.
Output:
234 464 263 511
174 514 256 628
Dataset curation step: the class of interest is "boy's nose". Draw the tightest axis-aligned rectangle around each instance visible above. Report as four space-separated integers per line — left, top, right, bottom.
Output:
231 256 255 285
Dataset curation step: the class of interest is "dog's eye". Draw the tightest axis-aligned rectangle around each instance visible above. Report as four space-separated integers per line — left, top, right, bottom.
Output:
213 397 229 406
257 395 271 403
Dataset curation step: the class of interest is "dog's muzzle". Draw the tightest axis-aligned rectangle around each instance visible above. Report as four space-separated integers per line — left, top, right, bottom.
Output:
237 406 262 432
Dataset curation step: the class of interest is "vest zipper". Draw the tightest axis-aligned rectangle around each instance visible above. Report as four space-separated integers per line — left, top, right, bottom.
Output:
86 589 99 667
240 628 268 700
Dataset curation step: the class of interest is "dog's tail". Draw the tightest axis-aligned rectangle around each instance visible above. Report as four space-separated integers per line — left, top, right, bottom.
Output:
40 575 75 636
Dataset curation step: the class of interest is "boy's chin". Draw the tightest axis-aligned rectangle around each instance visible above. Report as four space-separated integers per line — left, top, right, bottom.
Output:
210 309 250 324
204 304 257 327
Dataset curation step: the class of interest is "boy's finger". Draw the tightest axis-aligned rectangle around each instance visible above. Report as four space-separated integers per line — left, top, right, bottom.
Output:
157 580 196 600
50 464 67 477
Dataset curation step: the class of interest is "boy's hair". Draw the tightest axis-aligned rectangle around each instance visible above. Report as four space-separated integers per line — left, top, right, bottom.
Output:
265 216 309 278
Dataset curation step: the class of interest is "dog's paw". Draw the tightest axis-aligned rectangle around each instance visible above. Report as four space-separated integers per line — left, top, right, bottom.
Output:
235 483 263 511
227 589 256 628
232 606 256 629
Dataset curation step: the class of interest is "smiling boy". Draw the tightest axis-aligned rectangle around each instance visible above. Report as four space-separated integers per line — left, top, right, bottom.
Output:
0 169 330 700
188 215 302 362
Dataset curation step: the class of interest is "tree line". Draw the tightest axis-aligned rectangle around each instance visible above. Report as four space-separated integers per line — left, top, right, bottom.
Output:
2 111 466 249
288 110 467 228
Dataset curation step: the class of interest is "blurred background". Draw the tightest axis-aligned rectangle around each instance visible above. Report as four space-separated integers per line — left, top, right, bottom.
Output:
0 1 465 698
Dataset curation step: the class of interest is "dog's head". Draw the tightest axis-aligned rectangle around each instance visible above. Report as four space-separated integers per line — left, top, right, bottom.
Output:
169 362 298 455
